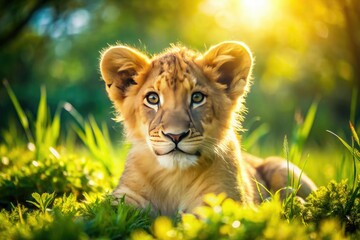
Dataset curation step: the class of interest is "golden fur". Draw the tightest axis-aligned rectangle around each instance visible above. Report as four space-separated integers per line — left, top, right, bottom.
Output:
99 41 317 215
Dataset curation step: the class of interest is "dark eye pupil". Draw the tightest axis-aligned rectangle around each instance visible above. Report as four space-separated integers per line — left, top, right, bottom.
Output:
147 93 159 104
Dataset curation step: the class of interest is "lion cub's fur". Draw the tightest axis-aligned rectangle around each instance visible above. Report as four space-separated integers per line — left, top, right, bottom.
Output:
100 41 317 215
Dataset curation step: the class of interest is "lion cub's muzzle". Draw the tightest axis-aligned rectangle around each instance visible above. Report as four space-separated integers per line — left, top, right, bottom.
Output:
149 128 201 155
148 127 203 169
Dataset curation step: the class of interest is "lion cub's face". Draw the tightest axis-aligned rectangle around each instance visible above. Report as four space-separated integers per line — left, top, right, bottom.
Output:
138 53 216 169
100 42 253 169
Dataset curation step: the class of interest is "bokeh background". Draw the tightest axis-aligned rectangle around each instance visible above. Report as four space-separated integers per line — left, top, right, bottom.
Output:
1 0 359 171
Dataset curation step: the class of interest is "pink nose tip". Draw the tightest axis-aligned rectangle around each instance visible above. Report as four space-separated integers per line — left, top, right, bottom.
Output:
163 130 190 144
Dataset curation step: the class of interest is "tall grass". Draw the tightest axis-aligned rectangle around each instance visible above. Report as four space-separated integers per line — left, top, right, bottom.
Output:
327 89 359 190
64 102 117 176
280 101 318 219
288 101 318 165
325 122 360 228
4 80 121 177
1 82 118 208
4 80 62 160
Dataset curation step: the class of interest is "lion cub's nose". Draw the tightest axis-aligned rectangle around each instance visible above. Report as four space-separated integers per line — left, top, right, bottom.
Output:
163 130 190 144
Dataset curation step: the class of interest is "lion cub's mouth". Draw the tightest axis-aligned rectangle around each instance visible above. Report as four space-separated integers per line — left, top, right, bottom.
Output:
155 147 201 156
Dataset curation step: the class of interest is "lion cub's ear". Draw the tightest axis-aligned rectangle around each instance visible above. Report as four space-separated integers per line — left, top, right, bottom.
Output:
100 45 150 102
198 41 253 101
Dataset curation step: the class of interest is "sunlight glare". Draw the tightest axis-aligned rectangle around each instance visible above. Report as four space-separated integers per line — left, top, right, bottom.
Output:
240 0 273 26
200 0 276 30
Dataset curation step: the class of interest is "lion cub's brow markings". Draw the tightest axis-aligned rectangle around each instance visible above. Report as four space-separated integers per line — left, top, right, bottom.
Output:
153 53 195 93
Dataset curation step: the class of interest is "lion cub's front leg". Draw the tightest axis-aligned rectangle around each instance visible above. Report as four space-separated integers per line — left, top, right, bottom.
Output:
112 154 151 208
112 184 151 209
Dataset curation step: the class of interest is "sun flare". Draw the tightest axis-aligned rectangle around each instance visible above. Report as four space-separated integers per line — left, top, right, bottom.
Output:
239 0 273 25
200 0 276 29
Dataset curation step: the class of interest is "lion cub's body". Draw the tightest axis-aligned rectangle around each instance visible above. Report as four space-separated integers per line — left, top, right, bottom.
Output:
100 41 316 215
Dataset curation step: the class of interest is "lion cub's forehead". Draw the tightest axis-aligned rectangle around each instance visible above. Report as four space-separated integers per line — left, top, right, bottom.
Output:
149 49 199 92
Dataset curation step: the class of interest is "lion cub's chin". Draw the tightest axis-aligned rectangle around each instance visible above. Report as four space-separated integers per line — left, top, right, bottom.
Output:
156 151 198 169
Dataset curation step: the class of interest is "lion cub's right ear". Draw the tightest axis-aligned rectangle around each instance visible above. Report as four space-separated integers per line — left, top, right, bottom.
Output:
197 41 253 102
100 45 150 103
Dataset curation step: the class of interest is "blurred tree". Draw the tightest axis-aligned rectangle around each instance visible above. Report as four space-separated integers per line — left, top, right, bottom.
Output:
0 0 51 47
337 0 360 91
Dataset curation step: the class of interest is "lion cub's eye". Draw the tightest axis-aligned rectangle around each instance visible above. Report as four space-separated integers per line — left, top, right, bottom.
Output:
191 92 206 108
192 92 204 103
145 92 160 105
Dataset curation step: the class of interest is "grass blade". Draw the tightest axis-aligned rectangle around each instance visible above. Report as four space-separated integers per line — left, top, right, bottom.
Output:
349 121 360 148
64 102 85 126
3 80 34 143
299 101 318 140
327 130 360 161
243 123 269 150
50 105 62 146
283 135 292 194
35 86 48 159
36 86 47 143
289 101 318 165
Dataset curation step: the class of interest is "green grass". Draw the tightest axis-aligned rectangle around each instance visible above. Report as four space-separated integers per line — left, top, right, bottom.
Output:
1 83 360 239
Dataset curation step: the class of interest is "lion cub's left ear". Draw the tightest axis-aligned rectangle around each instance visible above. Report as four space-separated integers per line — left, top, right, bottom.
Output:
197 41 253 101
100 45 150 104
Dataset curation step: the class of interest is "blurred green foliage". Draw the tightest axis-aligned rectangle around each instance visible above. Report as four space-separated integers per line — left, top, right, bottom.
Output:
0 85 122 209
0 0 359 150
304 179 360 234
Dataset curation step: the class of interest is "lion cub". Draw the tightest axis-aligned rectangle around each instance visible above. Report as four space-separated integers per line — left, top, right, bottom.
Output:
100 41 316 215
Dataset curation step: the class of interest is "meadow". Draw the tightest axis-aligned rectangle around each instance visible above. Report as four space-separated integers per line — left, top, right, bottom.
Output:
0 81 359 239
1 0 360 239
